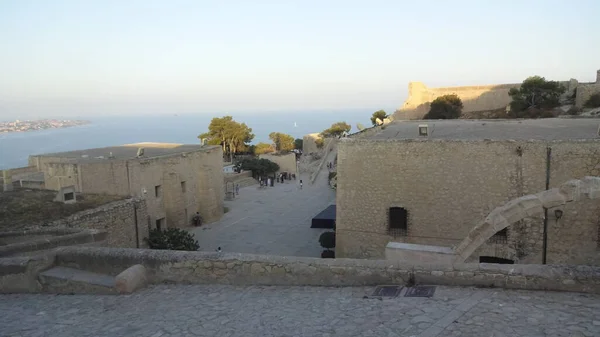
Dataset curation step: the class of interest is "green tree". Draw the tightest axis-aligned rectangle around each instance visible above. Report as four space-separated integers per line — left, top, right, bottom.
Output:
584 93 600 108
315 137 324 149
198 116 254 161
370 110 387 126
254 142 275 155
424 94 463 119
145 228 200 251
294 138 303 150
508 76 566 113
268 132 295 152
235 158 280 178
321 122 351 138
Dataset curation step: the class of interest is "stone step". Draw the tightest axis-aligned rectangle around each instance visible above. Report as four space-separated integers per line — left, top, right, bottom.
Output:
38 266 117 294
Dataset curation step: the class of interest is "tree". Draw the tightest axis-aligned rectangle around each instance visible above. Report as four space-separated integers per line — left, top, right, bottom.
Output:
145 228 200 251
315 138 324 149
268 132 295 152
235 158 280 178
321 122 351 138
584 93 600 108
508 76 566 114
319 231 336 258
294 138 303 150
423 94 463 119
370 110 387 126
254 142 275 155
198 116 254 161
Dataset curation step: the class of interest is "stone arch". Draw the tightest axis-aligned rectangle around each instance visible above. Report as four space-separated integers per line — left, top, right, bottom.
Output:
453 176 600 263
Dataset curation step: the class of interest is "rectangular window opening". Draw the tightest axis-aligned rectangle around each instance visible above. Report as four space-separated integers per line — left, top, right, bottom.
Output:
64 192 74 201
388 207 408 237
155 185 162 198
155 217 165 230
181 181 186 193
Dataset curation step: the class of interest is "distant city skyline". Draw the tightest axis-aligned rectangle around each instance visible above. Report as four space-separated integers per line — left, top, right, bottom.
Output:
0 0 599 119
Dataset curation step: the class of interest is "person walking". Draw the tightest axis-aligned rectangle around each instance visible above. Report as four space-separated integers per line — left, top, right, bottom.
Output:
235 183 240 195
299 179 303 190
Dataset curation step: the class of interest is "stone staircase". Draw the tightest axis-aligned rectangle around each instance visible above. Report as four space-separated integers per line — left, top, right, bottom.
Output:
37 263 147 295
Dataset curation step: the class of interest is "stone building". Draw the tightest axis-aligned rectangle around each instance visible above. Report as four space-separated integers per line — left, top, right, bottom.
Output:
29 142 224 229
336 119 600 266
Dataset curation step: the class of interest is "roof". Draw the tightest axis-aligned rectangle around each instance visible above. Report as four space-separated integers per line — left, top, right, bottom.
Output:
34 142 214 162
368 118 600 141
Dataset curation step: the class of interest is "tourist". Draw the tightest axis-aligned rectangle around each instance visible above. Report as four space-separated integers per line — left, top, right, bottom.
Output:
192 212 202 227
300 179 303 189
235 183 240 195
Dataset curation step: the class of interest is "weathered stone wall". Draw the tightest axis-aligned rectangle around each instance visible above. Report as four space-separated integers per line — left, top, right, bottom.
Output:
302 133 322 154
394 70 600 120
259 152 297 174
31 199 148 248
45 247 600 294
224 171 252 184
336 138 600 265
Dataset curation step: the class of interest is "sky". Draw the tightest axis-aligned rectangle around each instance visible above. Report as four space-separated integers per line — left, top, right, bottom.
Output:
0 0 599 119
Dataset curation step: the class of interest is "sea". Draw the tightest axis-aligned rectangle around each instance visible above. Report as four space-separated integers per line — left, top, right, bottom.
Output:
0 110 372 169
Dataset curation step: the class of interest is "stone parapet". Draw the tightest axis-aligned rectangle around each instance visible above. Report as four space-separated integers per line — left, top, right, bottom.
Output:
44 246 600 294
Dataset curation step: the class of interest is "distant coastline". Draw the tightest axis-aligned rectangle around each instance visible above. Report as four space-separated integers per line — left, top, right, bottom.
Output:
0 119 90 133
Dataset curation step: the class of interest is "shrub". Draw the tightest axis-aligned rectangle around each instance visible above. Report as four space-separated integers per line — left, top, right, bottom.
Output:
584 93 600 108
328 172 337 181
145 228 200 251
508 107 556 119
567 106 581 115
424 94 463 119
234 157 279 178
319 231 336 250
508 76 565 113
370 110 388 126
315 138 324 149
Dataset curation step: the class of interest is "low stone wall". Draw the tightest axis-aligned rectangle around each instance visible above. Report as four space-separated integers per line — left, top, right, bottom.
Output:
32 198 148 248
223 171 252 184
50 247 600 294
0 254 55 293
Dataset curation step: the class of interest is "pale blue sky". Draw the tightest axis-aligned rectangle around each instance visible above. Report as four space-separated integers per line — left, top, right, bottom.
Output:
0 0 598 118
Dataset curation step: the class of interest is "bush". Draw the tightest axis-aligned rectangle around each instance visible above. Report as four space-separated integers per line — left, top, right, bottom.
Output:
424 94 463 119
234 157 279 178
145 228 200 251
328 172 337 181
508 76 565 113
584 93 600 108
319 231 336 250
315 138 324 149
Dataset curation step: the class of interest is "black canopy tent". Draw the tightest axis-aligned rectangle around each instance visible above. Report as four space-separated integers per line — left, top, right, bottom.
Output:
311 204 336 229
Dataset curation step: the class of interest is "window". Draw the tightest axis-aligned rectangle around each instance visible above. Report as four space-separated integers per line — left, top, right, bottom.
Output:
388 207 408 237
155 185 162 198
155 217 165 230
64 192 74 201
181 181 186 193
489 228 508 244
479 256 514 264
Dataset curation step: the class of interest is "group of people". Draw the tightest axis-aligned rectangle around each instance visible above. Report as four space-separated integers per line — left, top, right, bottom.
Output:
258 172 301 189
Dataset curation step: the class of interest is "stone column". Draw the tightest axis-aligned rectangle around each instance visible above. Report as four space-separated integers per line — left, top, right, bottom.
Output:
2 170 13 192
596 69 600 83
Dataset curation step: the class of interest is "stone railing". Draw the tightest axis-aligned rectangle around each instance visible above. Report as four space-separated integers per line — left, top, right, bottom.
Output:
0 228 107 257
28 246 600 294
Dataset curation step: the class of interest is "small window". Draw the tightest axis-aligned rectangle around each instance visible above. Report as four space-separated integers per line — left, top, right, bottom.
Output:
388 207 408 237
489 228 508 244
480 256 514 264
64 192 75 201
181 181 186 193
155 185 162 198
156 217 165 230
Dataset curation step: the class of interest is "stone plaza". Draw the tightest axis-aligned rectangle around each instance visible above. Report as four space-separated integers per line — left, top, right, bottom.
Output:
1 284 599 337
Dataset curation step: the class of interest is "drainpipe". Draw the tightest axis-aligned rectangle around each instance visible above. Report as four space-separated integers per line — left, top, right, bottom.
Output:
542 146 551 264
133 202 140 248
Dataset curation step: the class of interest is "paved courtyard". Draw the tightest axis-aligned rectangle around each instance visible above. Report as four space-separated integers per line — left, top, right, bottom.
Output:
1 285 599 337
191 165 336 257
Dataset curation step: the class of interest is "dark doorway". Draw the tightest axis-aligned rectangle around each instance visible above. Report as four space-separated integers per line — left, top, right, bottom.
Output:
479 256 514 264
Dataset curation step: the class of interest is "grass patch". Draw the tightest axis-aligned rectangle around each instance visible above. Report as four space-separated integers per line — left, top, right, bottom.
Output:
0 189 125 231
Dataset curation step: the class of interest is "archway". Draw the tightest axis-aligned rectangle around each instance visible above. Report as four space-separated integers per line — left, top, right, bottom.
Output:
453 177 600 263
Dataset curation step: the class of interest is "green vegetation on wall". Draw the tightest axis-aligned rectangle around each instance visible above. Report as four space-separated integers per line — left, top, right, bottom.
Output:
424 94 463 119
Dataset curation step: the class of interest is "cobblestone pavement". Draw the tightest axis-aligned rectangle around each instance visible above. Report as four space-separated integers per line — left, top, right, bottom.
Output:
191 158 336 258
1 285 599 337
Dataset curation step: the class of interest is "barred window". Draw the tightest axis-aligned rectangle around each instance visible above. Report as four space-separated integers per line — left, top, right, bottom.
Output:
388 207 408 237
489 228 508 244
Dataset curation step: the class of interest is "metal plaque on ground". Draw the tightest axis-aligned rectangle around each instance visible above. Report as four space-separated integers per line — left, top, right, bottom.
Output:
371 285 403 297
404 286 436 298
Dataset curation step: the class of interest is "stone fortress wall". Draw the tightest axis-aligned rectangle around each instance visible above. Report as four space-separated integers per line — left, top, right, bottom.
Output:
302 133 322 154
394 69 600 120
259 152 297 174
336 138 600 265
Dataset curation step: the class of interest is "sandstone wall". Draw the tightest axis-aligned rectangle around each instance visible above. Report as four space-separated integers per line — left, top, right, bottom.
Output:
576 83 600 108
302 133 322 154
259 152 297 174
37 198 149 248
336 139 600 265
45 247 600 294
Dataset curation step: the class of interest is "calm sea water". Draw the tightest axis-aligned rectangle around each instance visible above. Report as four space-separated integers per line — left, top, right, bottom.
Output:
0 110 371 169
